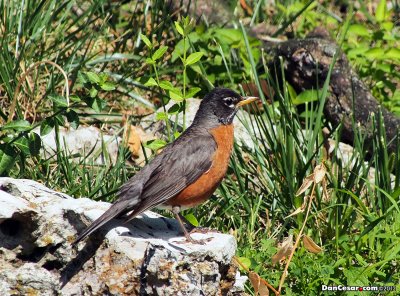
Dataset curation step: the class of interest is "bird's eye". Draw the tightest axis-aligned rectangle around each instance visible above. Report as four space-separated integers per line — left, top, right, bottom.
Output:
223 97 235 108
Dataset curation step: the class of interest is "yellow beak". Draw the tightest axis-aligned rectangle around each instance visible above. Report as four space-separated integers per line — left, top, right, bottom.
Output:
236 96 259 107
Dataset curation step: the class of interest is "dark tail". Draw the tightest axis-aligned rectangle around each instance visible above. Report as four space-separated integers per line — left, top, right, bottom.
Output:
72 200 130 245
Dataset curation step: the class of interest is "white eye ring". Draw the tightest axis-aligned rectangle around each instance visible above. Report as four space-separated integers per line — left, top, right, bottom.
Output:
223 97 235 108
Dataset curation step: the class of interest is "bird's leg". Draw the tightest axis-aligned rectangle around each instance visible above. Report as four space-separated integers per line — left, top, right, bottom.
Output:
172 206 196 243
178 213 196 232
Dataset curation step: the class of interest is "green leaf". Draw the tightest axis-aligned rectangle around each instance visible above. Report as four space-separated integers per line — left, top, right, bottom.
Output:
28 132 41 156
48 95 68 107
152 46 168 61
158 80 175 91
293 89 320 105
14 136 30 155
184 52 204 66
375 0 387 23
91 98 107 112
40 118 55 136
236 257 251 271
144 139 167 151
2 120 31 131
66 110 80 129
168 103 181 114
77 71 88 84
184 213 199 227
175 21 184 36
0 145 17 175
83 97 107 112
386 48 400 60
169 90 184 102
70 95 81 103
185 87 201 99
183 18 195 35
348 24 370 37
365 48 385 59
140 33 152 49
285 82 297 102
145 57 155 65
85 71 101 84
156 112 168 120
100 81 116 91
144 77 158 87
381 21 394 31
89 87 98 98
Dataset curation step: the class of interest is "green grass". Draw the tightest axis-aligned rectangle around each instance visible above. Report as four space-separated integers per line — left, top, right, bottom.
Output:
0 0 399 295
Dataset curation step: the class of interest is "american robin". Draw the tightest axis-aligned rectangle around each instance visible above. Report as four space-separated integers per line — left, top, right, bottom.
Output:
73 87 258 244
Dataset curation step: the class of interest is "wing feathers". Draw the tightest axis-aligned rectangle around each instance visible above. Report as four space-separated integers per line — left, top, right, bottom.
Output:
73 128 216 243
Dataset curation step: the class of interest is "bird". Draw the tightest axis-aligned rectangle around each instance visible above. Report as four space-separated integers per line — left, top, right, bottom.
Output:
73 87 258 245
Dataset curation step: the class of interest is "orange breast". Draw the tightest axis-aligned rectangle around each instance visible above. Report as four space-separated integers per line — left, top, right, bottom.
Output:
166 124 234 208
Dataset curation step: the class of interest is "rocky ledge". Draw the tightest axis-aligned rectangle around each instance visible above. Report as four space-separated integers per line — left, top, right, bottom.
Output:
0 178 245 295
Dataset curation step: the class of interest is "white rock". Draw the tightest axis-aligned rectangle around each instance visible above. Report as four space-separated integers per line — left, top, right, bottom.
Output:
0 177 244 295
36 126 121 165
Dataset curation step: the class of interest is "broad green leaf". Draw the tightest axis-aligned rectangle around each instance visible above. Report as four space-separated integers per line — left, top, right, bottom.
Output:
14 136 30 155
144 77 158 87
100 82 116 91
40 118 55 136
91 98 107 112
168 103 181 114
152 46 168 61
183 18 195 35
83 97 107 112
169 90 183 102
140 33 152 49
375 0 387 23
70 95 81 103
66 110 80 129
381 21 394 31
386 48 400 60
156 112 168 120
213 28 242 45
175 21 184 36
235 256 251 271
2 120 31 131
89 87 98 98
48 95 68 107
145 57 155 65
293 89 320 105
348 24 370 37
0 145 17 175
185 87 201 99
365 48 385 59
185 52 204 66
86 71 100 84
28 132 41 156
144 139 167 151
347 46 369 58
184 213 199 227
158 80 175 91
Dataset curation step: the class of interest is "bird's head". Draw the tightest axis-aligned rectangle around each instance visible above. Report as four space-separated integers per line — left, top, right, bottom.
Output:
195 87 258 126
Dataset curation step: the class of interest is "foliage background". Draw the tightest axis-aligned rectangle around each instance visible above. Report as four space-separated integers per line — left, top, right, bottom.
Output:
0 0 399 294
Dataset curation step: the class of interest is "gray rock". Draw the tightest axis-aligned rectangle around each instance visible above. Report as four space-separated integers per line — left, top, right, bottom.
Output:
0 178 244 295
37 126 121 165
